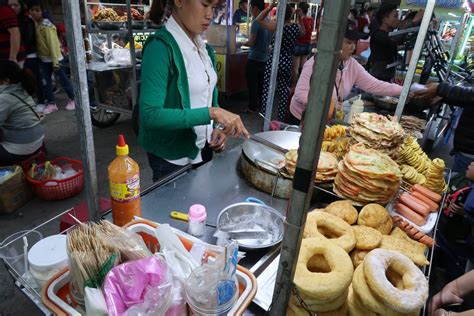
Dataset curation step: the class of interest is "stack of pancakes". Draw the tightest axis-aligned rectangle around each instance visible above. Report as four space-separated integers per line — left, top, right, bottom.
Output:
349 113 405 159
333 143 402 205
400 115 426 136
285 150 339 183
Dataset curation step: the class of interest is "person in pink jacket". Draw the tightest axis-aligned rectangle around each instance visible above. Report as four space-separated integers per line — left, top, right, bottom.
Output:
288 21 403 125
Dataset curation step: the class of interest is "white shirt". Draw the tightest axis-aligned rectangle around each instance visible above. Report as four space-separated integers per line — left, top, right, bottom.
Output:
165 16 218 166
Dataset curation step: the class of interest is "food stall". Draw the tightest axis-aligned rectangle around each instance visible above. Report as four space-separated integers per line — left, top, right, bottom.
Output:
0 0 460 315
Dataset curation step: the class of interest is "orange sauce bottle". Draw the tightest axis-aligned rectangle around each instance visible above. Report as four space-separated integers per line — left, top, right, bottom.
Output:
108 134 141 226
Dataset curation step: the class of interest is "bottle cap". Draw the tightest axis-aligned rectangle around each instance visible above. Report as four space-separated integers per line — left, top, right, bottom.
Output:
188 204 207 222
116 134 129 156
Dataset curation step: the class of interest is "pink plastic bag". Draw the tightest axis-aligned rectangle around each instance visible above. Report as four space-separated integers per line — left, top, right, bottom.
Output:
103 256 172 316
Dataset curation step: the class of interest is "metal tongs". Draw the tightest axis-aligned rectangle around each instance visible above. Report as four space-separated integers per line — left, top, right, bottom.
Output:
213 229 269 240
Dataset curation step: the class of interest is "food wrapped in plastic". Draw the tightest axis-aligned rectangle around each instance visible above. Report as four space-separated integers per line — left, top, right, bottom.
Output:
103 256 173 316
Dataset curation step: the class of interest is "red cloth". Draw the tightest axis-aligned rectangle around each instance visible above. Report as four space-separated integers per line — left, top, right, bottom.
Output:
296 16 314 45
357 16 369 33
0 5 23 60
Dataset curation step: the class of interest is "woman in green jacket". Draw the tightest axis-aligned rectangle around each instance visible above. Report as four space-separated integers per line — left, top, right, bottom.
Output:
139 0 249 181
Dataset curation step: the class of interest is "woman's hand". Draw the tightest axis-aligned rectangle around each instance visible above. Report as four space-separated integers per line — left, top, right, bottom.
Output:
209 129 227 153
430 281 464 315
414 83 439 100
209 108 250 138
466 162 474 181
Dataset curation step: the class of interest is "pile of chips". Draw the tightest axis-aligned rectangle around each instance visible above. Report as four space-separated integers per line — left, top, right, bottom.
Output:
397 137 431 174
285 150 339 183
349 113 405 159
333 143 402 205
424 158 448 194
400 164 426 185
322 125 350 159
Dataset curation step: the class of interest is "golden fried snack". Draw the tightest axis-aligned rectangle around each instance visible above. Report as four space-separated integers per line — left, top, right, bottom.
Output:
424 158 447 194
352 225 382 250
380 235 429 266
397 137 431 174
324 124 348 141
294 238 353 301
324 200 359 225
350 249 369 267
348 284 377 316
352 264 392 314
400 164 426 185
303 211 356 252
357 203 393 235
318 299 349 316
363 249 429 313
292 289 349 313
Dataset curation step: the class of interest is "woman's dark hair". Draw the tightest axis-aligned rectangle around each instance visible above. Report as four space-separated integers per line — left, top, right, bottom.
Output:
350 8 358 18
284 4 293 22
375 4 397 25
0 60 36 95
250 0 264 11
359 8 366 16
149 0 171 25
299 2 309 15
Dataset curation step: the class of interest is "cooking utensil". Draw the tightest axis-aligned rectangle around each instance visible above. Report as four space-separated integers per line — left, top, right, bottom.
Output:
373 95 399 111
249 135 289 154
93 21 125 30
216 199 285 250
242 131 300 175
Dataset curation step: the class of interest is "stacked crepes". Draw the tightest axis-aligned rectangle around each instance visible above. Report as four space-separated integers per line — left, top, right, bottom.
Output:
350 112 405 159
334 143 402 205
285 149 339 183
400 116 426 136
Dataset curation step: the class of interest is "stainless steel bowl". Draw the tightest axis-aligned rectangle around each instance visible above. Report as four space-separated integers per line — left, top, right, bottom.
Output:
216 202 285 249
373 95 399 111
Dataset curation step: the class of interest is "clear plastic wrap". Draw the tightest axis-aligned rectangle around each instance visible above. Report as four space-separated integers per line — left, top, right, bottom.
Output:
105 48 131 66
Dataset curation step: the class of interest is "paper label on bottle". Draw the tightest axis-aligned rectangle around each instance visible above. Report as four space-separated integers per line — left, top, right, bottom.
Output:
109 175 140 202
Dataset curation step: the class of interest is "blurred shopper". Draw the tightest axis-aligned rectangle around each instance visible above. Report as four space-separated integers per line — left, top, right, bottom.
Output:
233 0 248 24
29 0 75 114
259 2 301 121
241 0 271 113
0 60 43 165
139 0 249 181
8 0 43 107
289 21 403 125
292 2 314 87
414 82 474 173
0 0 24 64
368 4 423 82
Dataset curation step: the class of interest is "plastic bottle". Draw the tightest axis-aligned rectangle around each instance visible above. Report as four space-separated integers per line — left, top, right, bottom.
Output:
108 134 141 226
188 204 207 237
348 95 364 124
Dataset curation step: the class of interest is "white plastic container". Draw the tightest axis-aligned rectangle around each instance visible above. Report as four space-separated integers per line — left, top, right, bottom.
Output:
28 234 68 289
348 95 364 124
188 204 207 237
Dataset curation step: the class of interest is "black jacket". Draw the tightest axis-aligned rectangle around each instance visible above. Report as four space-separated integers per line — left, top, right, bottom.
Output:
437 82 474 154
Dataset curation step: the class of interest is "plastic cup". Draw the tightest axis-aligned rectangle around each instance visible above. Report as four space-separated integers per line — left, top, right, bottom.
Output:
0 230 43 275
184 266 238 316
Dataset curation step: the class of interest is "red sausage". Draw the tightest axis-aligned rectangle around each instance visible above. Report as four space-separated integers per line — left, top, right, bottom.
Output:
394 203 427 226
412 184 442 203
399 193 430 217
410 191 439 212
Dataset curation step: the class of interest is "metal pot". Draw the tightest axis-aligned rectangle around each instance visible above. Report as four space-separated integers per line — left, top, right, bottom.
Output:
216 200 285 250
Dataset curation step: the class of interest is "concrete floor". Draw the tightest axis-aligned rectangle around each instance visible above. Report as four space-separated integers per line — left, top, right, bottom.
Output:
0 92 262 315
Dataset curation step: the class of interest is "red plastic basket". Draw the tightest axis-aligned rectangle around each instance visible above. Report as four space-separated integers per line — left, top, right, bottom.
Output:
25 157 84 200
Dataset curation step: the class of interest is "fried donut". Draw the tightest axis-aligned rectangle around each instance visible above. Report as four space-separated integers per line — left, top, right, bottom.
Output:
352 225 382 250
324 200 359 225
294 237 353 301
290 289 348 313
352 264 392 314
348 285 376 316
303 211 356 252
318 299 349 316
363 249 429 313
350 249 369 267
357 203 393 234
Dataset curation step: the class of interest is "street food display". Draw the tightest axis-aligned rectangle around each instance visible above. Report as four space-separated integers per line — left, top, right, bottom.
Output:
397 137 431 175
400 164 426 185
285 150 339 183
357 203 393 235
92 8 121 22
400 116 426 136
424 158 448 194
333 143 402 205
322 125 350 159
349 112 405 159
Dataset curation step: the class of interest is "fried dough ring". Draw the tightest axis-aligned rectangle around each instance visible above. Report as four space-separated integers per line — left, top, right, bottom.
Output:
352 264 392 314
303 211 356 252
348 284 377 316
350 249 369 267
294 237 353 301
363 249 429 313
290 289 349 312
